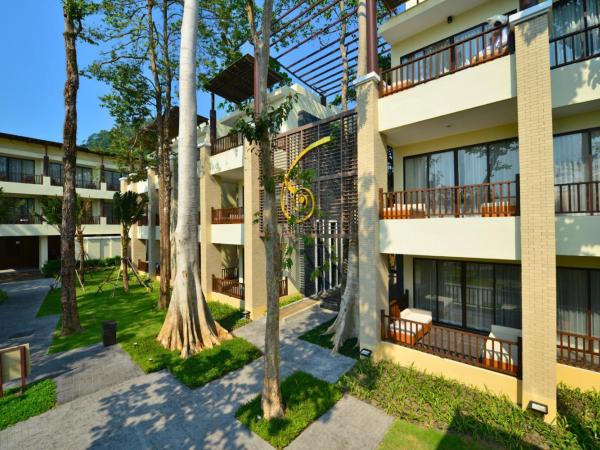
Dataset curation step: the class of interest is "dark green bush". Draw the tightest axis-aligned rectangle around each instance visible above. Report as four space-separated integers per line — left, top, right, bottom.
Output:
41 259 60 278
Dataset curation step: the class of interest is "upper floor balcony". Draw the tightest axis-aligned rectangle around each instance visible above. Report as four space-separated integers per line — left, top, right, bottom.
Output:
210 132 244 179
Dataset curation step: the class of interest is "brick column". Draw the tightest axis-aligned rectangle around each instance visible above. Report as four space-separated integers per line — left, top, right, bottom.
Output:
199 144 222 299
356 74 389 351
511 1 557 422
243 143 267 318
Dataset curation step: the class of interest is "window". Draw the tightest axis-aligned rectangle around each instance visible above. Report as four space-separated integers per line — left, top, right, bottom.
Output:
413 259 522 332
104 170 121 190
554 129 600 212
9 198 35 223
404 139 520 190
0 156 35 182
551 0 600 66
49 163 63 184
76 166 93 188
557 267 600 338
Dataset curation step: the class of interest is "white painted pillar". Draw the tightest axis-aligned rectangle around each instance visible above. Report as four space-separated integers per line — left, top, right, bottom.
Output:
38 235 48 270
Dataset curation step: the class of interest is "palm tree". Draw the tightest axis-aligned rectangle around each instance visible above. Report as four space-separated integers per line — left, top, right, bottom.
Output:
113 191 148 292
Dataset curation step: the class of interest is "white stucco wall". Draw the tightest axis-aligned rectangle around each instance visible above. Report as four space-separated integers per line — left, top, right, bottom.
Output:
211 224 244 246
380 215 600 259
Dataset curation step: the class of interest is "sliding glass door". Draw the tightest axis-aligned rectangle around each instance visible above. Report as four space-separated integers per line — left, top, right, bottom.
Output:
557 267 600 338
413 259 522 333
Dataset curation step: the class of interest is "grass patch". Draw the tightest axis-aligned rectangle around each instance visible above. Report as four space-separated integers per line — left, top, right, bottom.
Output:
379 420 487 450
299 317 359 359
236 372 342 449
0 379 56 431
37 269 260 388
339 359 594 449
0 289 7 304
279 293 304 308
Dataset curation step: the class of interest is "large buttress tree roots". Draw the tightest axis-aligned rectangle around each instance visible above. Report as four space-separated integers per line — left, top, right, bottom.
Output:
157 261 231 358
156 0 230 359
325 239 359 353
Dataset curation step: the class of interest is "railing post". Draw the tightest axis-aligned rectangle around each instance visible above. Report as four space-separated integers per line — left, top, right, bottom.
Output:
515 174 520 216
379 188 384 219
517 336 523 379
380 310 386 340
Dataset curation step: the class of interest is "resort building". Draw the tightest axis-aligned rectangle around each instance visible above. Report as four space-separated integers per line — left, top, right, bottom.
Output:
0 133 122 270
359 0 600 422
123 0 600 422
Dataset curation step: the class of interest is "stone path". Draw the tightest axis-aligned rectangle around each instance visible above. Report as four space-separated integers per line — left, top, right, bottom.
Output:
0 292 393 450
0 279 144 402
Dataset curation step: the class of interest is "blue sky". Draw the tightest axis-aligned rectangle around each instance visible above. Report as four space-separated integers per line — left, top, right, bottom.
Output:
0 1 213 145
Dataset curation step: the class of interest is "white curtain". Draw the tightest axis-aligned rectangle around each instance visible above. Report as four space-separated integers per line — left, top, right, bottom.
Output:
591 271 600 337
557 268 588 335
404 155 427 190
495 265 521 329
414 259 437 313
551 0 586 65
554 133 588 211
465 263 494 331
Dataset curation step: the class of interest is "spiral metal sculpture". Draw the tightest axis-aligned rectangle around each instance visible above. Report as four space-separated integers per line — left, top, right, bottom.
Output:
280 136 332 223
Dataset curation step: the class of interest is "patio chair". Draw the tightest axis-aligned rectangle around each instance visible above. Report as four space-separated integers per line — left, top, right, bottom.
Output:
482 325 521 374
389 308 432 345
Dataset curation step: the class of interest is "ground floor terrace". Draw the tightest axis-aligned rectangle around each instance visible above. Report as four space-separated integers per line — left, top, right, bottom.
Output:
380 255 600 392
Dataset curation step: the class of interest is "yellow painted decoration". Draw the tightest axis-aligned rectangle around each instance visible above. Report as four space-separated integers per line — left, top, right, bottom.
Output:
280 136 332 223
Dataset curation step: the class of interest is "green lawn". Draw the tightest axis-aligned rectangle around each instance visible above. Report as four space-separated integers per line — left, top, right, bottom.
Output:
340 359 596 449
279 293 304 308
236 372 342 449
379 420 488 450
298 317 360 359
37 269 261 388
0 289 7 304
0 379 56 431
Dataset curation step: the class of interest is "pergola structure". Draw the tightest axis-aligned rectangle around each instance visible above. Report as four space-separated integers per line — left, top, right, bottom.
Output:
203 0 412 144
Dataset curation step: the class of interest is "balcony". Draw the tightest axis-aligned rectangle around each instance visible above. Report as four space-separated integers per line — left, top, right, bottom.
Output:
212 273 288 300
557 331 600 372
0 172 42 185
550 23 600 69
380 25 511 98
75 180 99 190
211 207 244 224
1 214 42 225
212 132 243 156
379 180 518 220
81 215 100 225
106 181 120 192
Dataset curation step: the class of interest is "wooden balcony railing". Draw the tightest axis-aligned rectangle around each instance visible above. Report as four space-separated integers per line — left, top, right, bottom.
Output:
379 180 518 219
379 25 511 97
557 331 600 372
138 260 149 273
212 207 244 224
550 24 600 69
222 266 239 280
381 310 521 377
0 172 42 185
76 180 99 190
555 181 600 215
105 214 120 225
82 215 100 225
2 214 42 225
212 132 243 155
212 275 245 300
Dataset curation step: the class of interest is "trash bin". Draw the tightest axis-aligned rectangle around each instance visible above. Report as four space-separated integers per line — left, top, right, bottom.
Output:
102 320 117 347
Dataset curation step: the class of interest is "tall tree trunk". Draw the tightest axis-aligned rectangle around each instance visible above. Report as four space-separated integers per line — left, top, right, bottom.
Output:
77 226 85 283
247 0 284 420
157 0 231 358
121 224 130 292
339 0 348 112
60 7 82 336
147 0 171 310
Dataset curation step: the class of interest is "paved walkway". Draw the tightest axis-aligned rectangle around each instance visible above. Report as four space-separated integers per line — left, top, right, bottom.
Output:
0 296 393 450
0 279 144 403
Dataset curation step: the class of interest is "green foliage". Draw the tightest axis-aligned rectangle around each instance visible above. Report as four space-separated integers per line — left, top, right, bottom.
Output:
36 271 259 388
299 317 359 359
0 379 56 431
113 191 148 229
207 300 251 330
0 289 7 304
379 420 485 450
279 293 304 308
339 359 593 449
557 384 600 448
41 256 120 279
236 372 343 449
38 195 89 229
0 188 11 223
